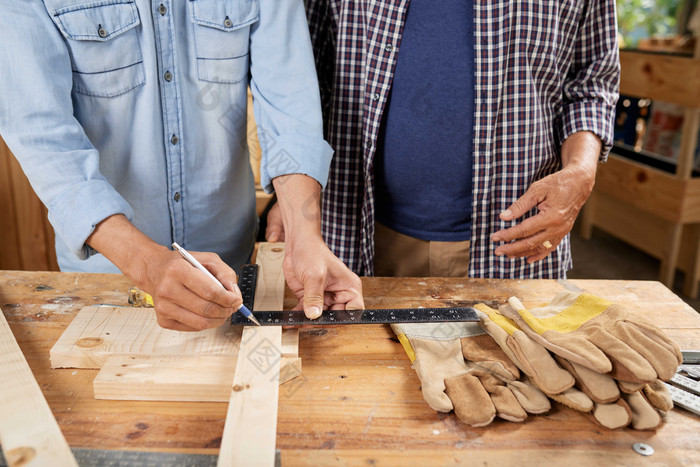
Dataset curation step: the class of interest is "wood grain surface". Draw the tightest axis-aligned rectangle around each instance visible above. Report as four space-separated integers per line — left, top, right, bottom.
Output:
1 271 699 466
50 306 244 369
218 242 285 467
0 307 77 467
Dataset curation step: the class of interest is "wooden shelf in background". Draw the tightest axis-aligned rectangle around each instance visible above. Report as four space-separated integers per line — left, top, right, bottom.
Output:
583 47 700 298
0 137 58 271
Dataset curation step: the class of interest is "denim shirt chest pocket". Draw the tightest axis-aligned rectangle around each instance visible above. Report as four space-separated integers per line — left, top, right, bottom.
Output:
189 0 259 84
48 0 145 97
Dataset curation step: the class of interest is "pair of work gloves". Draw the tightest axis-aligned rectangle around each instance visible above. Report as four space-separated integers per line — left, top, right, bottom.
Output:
393 291 683 430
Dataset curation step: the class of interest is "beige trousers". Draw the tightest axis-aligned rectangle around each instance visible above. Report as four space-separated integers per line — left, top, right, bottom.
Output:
374 222 471 277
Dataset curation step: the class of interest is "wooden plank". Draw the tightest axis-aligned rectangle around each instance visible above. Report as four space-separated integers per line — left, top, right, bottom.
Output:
593 154 700 223
682 225 700 299
676 108 700 179
620 50 700 107
281 447 691 467
218 327 281 467
93 354 239 402
218 243 286 467
41 203 59 272
247 88 262 187
578 192 597 240
93 354 301 402
0 137 23 270
256 243 300 358
252 243 286 310
659 222 684 287
585 191 700 277
6 148 53 271
281 328 299 358
0 307 77 467
50 306 244 369
255 189 274 217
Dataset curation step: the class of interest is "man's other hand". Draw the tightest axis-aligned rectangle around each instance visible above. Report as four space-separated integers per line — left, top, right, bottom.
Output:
491 131 600 263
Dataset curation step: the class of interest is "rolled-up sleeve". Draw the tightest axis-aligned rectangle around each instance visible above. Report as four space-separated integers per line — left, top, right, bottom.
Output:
556 0 620 161
249 0 334 193
0 0 133 260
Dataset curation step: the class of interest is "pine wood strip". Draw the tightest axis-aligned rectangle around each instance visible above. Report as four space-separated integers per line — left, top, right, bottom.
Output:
93 355 301 402
260 244 300 359
218 243 286 467
49 306 244 369
281 328 299 358
0 308 77 467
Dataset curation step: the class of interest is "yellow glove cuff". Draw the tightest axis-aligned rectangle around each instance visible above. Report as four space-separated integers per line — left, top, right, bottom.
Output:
475 303 520 336
394 330 417 363
514 293 612 335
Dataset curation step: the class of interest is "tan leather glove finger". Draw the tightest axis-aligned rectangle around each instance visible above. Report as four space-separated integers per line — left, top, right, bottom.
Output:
445 370 527 426
554 355 620 403
476 305 574 394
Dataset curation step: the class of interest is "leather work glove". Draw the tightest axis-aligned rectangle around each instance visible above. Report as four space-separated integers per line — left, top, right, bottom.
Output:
476 303 575 394
588 381 673 431
624 380 673 430
477 303 620 403
391 322 550 427
475 303 669 430
500 293 682 384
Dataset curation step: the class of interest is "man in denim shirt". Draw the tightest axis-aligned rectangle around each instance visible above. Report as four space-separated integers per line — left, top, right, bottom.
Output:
0 0 363 331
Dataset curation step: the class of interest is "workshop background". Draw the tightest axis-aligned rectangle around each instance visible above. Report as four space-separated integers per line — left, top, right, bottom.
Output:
1 0 699 312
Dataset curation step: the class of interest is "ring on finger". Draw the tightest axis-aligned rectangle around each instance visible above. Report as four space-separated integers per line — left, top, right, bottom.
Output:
542 240 553 249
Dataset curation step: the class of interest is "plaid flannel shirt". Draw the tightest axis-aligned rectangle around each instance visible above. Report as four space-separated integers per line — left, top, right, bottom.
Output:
307 0 619 278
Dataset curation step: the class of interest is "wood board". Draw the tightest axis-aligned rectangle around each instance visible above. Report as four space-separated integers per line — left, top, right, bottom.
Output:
50 306 245 369
50 305 299 369
218 243 286 467
93 354 301 402
0 307 77 467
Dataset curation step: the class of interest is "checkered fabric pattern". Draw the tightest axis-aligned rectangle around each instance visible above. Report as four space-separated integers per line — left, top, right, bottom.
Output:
307 0 619 278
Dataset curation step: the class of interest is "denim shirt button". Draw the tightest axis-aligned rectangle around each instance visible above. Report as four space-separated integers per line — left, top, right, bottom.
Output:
224 17 233 28
164 71 173 82
158 4 167 15
174 192 181 202
97 26 107 38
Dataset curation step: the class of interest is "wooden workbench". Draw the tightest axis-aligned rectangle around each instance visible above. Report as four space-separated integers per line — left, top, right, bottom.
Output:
1 271 699 466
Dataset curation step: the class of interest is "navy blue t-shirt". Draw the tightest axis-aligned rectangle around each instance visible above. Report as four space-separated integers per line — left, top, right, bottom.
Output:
375 0 474 241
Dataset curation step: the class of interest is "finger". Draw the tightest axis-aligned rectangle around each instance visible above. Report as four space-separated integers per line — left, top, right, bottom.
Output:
265 204 285 242
526 239 562 263
168 286 235 319
156 316 199 332
156 303 228 331
493 215 546 243
267 230 279 243
345 291 365 311
499 186 542 221
496 235 557 259
526 251 551 264
178 261 241 309
196 252 239 292
325 288 364 311
302 272 326 319
266 225 285 243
